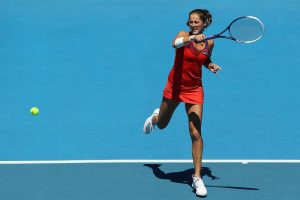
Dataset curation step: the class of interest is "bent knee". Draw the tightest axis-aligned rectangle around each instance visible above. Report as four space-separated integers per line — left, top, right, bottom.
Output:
190 130 202 141
156 122 167 130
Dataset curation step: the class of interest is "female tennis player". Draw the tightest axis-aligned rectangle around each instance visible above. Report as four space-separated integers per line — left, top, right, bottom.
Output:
143 9 221 197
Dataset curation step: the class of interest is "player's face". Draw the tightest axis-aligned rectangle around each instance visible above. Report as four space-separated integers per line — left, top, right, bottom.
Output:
188 13 205 35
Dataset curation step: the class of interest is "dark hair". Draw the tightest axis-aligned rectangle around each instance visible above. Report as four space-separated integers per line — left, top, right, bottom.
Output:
186 9 212 28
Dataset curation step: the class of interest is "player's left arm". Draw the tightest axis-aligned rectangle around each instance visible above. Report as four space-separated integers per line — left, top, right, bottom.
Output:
203 40 222 74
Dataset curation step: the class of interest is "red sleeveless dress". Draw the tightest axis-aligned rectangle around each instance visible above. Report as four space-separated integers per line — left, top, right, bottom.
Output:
163 42 209 104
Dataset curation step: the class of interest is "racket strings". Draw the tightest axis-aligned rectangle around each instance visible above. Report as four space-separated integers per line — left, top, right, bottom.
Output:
229 17 264 43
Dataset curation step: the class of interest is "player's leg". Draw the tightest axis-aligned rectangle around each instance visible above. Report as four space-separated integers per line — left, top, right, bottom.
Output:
154 97 180 129
143 97 179 133
185 103 203 176
185 103 207 196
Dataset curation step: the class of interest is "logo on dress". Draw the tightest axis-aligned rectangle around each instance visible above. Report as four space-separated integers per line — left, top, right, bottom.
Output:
202 50 209 56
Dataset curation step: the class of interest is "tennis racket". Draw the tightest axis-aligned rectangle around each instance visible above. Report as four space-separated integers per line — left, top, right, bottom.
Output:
205 16 265 43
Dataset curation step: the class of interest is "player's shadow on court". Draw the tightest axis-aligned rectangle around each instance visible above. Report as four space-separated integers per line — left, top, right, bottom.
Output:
144 164 259 191
144 164 218 186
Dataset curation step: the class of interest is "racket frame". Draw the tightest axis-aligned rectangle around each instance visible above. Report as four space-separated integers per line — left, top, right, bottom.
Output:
205 16 265 43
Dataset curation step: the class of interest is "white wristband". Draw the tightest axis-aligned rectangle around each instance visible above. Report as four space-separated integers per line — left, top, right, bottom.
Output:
174 37 185 48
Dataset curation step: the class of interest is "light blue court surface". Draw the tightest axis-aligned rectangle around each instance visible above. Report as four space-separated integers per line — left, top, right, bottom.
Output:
0 0 300 199
0 0 300 160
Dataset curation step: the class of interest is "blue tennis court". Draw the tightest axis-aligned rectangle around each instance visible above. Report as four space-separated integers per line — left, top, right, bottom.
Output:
1 162 299 199
0 0 299 199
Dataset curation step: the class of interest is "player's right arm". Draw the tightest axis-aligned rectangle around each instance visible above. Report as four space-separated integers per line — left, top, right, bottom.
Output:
172 31 206 48
172 31 190 48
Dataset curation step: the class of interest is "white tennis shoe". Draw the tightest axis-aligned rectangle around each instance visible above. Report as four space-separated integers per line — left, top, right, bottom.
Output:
143 108 160 134
192 175 207 197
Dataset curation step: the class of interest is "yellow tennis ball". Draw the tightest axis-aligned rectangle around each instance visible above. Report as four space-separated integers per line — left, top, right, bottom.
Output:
30 107 39 116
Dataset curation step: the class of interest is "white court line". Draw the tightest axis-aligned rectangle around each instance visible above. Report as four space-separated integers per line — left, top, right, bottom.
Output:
0 160 299 164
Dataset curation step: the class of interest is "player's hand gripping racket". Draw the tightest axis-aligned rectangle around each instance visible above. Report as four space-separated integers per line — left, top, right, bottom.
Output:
205 16 265 43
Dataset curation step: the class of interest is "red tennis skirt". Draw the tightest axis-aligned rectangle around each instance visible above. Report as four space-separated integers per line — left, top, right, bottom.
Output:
163 83 204 105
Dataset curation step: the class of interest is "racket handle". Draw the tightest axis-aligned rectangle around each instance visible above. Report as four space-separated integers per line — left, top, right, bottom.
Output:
204 35 218 41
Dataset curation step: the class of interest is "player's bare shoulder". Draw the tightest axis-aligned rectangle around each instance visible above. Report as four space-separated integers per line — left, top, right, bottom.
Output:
207 39 214 50
176 30 190 38
207 39 214 47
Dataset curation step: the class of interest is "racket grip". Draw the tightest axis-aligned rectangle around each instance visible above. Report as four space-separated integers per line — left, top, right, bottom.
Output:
204 35 218 41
